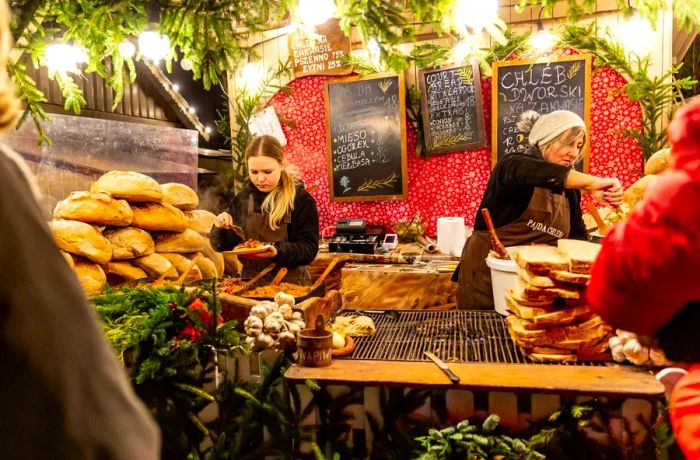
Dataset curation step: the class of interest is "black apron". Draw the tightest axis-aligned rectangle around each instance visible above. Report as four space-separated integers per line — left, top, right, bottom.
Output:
456 187 571 309
242 195 311 284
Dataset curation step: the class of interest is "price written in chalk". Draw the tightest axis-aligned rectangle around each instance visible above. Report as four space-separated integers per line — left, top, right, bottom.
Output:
288 19 352 77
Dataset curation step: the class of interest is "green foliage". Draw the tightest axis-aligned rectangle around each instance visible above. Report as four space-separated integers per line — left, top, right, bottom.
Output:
559 23 697 160
8 59 51 145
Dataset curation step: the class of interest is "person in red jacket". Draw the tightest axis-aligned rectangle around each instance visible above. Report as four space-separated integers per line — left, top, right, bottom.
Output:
588 95 700 459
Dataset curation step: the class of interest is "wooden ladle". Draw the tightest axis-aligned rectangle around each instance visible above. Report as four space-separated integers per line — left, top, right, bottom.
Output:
586 202 610 236
270 267 288 286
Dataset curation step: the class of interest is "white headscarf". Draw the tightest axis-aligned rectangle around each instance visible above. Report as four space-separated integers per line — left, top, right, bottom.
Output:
528 110 586 147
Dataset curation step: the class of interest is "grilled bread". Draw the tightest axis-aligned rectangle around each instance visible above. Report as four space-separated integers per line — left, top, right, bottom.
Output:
513 245 568 275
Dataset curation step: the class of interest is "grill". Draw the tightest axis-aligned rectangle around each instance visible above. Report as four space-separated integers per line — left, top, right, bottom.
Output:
339 310 599 365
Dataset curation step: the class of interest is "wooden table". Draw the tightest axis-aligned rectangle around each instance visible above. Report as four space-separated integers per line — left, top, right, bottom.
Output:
285 360 664 398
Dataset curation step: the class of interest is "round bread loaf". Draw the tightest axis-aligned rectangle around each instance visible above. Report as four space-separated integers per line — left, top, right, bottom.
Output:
160 253 203 281
644 147 671 175
103 261 148 281
162 183 199 210
185 209 216 234
73 261 107 295
103 227 155 259
133 253 177 278
131 202 188 232
54 191 133 226
90 170 163 202
188 253 218 279
201 239 225 277
50 220 112 264
61 251 75 270
154 228 207 253
623 174 657 207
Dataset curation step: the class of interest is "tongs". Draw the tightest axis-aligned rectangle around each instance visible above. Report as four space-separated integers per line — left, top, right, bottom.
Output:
586 202 609 236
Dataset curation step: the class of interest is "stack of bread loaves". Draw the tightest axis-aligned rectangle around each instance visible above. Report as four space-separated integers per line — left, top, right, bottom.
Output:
50 170 225 295
505 239 613 363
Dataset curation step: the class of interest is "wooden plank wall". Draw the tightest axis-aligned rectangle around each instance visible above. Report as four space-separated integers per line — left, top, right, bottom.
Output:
227 0 673 102
23 56 181 126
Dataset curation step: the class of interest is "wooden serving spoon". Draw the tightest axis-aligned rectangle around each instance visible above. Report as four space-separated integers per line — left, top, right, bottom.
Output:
270 267 288 286
481 208 510 260
586 202 610 236
238 263 277 294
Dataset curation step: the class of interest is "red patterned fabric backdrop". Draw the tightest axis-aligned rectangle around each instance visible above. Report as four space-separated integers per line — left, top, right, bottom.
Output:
269 61 643 237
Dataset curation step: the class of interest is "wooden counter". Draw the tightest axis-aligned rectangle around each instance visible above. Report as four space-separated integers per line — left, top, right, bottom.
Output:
285 360 664 398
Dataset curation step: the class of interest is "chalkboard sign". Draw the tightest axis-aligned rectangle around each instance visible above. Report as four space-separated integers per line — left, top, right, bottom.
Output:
491 54 592 171
418 61 486 154
289 19 352 78
325 73 407 202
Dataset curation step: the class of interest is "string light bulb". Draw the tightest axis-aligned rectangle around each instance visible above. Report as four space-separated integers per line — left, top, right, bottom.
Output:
180 57 193 71
45 42 85 74
617 13 654 56
452 0 498 33
138 30 170 61
530 9 556 52
118 41 136 58
188 107 196 114
172 83 179 91
240 61 265 93
205 126 212 134
452 40 473 63
297 0 336 26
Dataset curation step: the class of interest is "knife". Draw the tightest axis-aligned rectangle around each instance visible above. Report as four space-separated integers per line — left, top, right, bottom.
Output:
424 351 460 384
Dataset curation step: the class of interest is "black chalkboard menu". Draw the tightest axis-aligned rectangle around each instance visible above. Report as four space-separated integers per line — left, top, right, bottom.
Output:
418 61 486 154
324 72 407 202
491 54 592 171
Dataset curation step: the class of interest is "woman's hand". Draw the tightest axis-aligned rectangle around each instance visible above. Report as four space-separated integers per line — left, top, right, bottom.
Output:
214 212 234 229
589 178 623 207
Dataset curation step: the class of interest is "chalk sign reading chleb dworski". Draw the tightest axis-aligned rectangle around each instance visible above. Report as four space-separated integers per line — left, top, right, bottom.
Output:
325 72 407 202
418 61 486 155
492 54 592 172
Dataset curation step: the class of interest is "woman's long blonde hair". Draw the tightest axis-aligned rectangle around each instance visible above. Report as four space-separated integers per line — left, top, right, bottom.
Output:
245 135 296 231
0 0 19 132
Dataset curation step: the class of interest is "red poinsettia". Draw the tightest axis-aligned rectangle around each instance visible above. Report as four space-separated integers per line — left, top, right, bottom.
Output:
177 298 224 343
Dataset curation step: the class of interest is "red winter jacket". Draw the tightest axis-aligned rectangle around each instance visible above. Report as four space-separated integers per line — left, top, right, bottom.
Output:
588 96 700 460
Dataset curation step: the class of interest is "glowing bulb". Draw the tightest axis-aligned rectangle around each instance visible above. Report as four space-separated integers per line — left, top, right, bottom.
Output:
453 0 498 32
172 83 179 91
118 41 136 58
452 40 473 62
180 57 193 71
617 14 654 56
188 107 196 114
138 30 170 61
45 43 82 73
297 0 336 26
205 126 212 134
240 62 264 92
530 29 556 52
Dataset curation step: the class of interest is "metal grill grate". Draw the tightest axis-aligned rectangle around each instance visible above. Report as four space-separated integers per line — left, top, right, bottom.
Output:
340 310 599 365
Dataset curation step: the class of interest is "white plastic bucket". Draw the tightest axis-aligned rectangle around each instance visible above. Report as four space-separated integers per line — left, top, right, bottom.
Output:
485 254 518 316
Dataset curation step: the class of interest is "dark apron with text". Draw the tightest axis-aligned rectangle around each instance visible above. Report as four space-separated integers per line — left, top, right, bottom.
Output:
243 195 311 284
456 187 571 309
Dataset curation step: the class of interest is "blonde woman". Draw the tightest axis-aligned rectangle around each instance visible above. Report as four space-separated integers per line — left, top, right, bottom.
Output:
211 135 319 282
0 2 159 458
454 110 624 309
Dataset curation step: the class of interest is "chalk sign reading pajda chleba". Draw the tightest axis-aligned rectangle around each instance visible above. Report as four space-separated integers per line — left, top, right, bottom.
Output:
325 73 407 202
492 54 592 172
418 61 486 154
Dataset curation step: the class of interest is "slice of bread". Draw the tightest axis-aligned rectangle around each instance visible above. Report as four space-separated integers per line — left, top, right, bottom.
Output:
507 314 610 346
516 267 555 288
528 352 578 363
550 270 591 285
557 239 601 273
507 288 556 308
515 278 584 302
513 245 569 275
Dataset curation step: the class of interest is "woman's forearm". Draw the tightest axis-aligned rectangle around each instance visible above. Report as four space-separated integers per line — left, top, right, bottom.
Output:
564 169 595 193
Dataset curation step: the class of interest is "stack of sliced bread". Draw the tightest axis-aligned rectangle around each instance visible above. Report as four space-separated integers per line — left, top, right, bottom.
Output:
505 239 613 363
49 170 227 295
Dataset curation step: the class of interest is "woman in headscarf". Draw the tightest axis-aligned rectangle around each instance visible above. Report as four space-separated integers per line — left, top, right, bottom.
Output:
455 110 623 309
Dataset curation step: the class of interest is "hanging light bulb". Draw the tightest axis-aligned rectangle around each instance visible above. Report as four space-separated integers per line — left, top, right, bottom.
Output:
172 83 179 91
45 42 84 74
452 40 473 63
180 57 193 71
453 0 498 33
617 13 654 56
204 126 212 134
118 41 136 58
138 30 171 61
297 0 336 26
240 61 265 93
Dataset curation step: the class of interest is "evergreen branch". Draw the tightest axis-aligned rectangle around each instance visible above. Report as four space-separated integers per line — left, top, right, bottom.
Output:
8 59 51 145
357 171 399 192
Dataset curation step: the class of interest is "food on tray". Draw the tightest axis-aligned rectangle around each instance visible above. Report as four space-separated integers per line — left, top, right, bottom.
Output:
644 147 671 175
53 191 133 227
50 219 112 265
234 239 268 250
217 277 243 295
90 170 163 203
161 182 199 210
133 253 176 278
130 202 188 232
332 315 376 337
185 209 216 234
74 260 107 295
506 240 613 363
243 282 310 298
154 228 207 253
103 227 155 260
